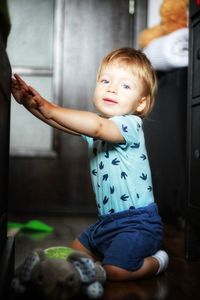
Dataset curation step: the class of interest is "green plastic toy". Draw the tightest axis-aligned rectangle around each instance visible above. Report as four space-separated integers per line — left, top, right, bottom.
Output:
44 246 73 259
7 219 54 233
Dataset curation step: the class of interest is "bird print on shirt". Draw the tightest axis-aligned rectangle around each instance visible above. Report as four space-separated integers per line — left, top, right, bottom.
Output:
89 117 153 214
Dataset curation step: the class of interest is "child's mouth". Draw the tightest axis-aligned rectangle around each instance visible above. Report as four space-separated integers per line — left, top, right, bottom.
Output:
103 98 118 104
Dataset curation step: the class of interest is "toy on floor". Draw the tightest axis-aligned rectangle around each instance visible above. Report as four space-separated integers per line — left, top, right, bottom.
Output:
11 246 106 300
7 219 54 237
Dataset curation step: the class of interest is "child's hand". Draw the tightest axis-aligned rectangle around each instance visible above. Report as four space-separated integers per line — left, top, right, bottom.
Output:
11 74 54 119
27 85 55 119
11 74 32 105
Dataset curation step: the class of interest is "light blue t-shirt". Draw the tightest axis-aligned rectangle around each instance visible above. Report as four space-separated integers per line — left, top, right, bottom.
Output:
83 115 154 216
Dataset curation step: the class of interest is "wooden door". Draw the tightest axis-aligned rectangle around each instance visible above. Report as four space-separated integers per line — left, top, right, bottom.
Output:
0 33 11 250
0 25 15 298
8 0 147 215
186 0 200 260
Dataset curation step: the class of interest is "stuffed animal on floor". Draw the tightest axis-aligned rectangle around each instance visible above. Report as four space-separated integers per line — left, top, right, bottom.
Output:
11 246 106 300
139 0 189 49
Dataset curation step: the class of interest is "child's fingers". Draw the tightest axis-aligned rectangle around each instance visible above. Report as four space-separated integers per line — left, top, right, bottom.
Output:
12 75 44 109
27 86 44 107
11 78 19 88
14 74 25 83
13 75 41 99
14 74 29 91
11 77 16 84
28 85 41 97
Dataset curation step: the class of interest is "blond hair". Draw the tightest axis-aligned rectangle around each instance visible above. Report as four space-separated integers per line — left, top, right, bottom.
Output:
97 48 157 118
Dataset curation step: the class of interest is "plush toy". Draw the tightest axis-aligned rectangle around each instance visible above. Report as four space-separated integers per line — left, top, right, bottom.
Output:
139 0 189 49
11 246 106 300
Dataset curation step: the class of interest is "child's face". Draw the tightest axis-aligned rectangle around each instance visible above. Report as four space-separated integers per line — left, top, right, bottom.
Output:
93 63 145 118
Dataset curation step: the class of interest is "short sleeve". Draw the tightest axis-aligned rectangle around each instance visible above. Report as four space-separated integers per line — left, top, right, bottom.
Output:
81 135 94 148
111 115 142 147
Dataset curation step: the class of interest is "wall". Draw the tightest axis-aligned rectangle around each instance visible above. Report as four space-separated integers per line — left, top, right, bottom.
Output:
147 0 162 27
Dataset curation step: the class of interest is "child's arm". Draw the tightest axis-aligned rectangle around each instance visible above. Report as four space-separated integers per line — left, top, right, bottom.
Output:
12 74 124 143
11 74 79 135
41 104 124 143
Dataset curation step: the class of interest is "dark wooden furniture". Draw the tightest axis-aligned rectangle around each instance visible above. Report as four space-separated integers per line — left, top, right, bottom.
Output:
0 31 14 299
185 0 200 260
144 68 188 224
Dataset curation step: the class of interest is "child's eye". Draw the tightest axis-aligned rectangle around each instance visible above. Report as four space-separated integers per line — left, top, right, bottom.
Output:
122 84 130 89
101 79 109 84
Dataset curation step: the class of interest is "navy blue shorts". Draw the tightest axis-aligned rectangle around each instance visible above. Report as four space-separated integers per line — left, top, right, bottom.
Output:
78 203 163 271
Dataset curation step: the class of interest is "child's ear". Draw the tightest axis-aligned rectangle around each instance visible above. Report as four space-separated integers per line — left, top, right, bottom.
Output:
136 97 147 113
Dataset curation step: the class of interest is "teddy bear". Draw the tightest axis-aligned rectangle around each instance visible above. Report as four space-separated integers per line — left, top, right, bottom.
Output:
139 0 189 49
11 247 106 300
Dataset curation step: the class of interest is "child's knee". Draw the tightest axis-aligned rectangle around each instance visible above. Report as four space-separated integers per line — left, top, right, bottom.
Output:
103 258 159 281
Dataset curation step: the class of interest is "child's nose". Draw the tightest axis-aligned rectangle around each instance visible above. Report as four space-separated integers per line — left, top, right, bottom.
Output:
107 83 117 93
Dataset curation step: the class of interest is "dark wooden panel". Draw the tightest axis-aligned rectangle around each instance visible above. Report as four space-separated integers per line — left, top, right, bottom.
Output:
0 20 14 299
189 104 200 208
0 237 15 299
0 32 11 216
0 32 11 246
192 21 200 99
144 68 187 222
185 1 200 260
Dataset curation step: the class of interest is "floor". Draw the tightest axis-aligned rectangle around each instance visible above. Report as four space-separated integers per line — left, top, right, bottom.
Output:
7 214 200 300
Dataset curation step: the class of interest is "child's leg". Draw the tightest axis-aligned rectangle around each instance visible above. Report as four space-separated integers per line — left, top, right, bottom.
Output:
71 238 169 281
71 238 100 261
104 257 158 281
103 250 169 281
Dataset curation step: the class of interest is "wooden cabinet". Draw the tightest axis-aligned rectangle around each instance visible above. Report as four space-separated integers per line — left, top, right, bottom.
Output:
0 29 14 299
144 68 187 224
186 0 200 260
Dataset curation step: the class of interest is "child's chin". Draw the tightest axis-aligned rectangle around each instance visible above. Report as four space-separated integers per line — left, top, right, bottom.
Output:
100 113 115 118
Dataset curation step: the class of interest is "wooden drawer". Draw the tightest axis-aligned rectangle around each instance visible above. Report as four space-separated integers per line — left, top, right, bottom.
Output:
192 20 200 99
190 104 200 207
